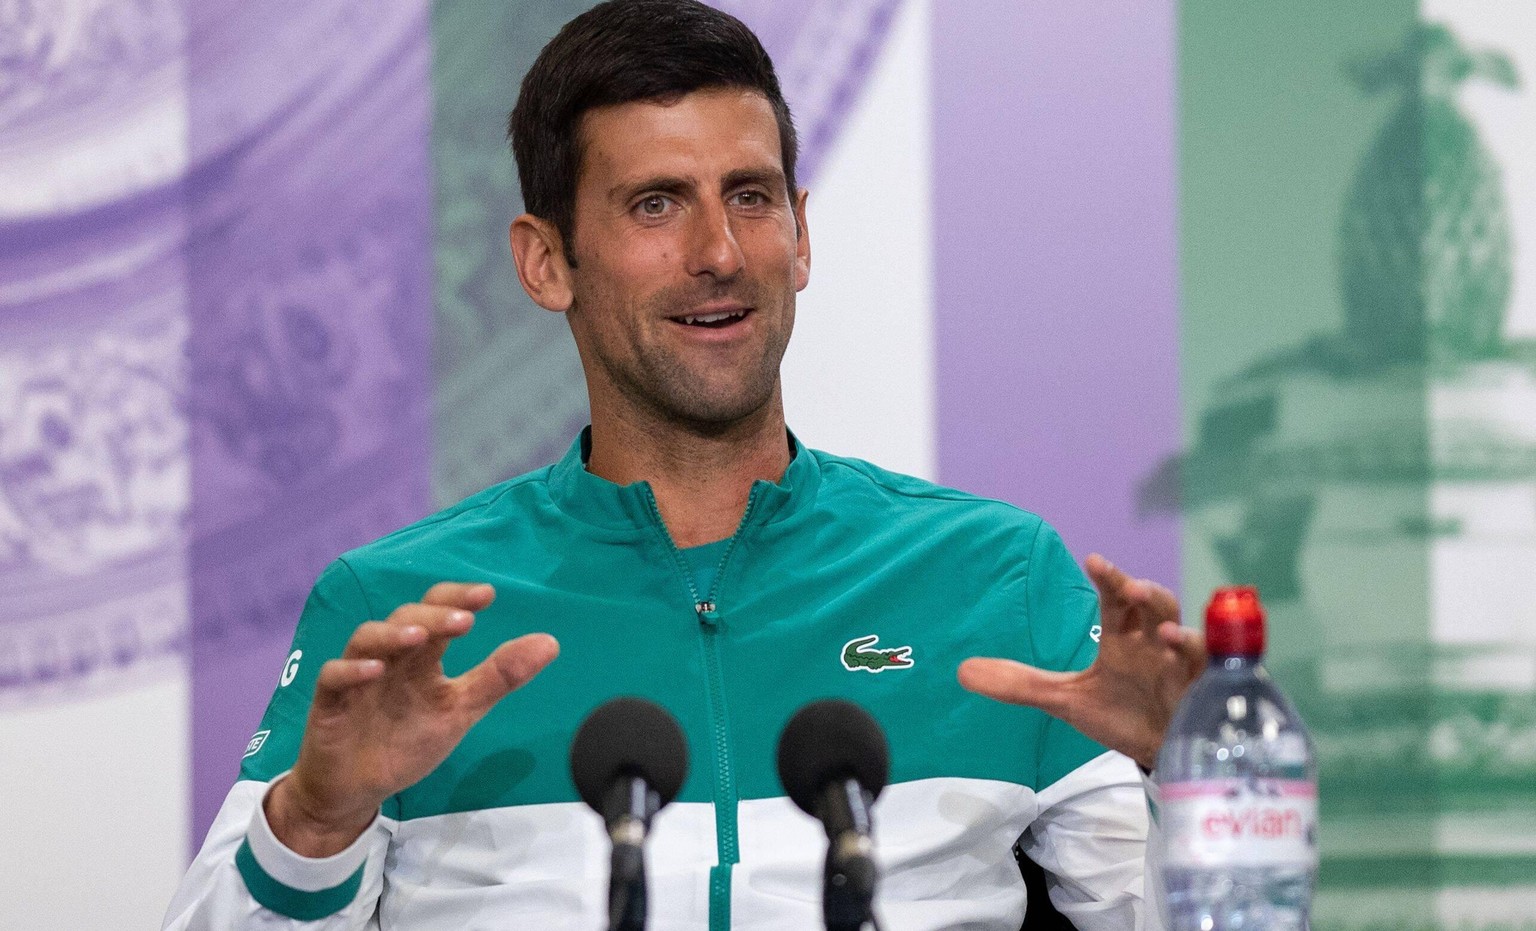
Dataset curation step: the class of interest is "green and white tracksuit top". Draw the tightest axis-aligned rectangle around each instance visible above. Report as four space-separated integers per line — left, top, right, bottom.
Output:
165 432 1157 931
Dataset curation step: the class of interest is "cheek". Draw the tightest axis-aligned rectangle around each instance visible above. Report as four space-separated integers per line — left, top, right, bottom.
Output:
593 246 677 296
573 257 638 306
741 222 801 270
570 268 659 338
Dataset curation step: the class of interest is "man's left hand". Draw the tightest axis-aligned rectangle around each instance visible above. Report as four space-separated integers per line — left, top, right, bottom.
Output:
958 554 1205 771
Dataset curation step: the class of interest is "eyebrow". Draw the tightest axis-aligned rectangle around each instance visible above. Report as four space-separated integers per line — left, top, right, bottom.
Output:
722 167 786 192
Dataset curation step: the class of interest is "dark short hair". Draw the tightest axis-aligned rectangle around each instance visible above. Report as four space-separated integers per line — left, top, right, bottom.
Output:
509 0 798 261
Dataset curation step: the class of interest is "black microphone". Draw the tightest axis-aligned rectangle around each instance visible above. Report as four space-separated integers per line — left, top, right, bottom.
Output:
776 699 890 931
570 697 689 931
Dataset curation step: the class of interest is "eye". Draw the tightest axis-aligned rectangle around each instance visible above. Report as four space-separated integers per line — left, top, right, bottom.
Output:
636 194 674 217
731 190 768 208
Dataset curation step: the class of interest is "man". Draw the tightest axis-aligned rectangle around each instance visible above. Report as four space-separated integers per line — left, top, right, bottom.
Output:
164 2 1201 928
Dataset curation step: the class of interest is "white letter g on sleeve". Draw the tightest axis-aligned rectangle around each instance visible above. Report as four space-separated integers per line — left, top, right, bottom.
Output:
280 649 303 687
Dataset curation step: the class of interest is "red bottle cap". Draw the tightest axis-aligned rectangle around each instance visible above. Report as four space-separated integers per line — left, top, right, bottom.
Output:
1204 586 1266 656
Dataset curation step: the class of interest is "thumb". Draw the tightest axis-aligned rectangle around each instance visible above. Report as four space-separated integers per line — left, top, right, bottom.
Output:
458 633 560 715
958 657 1075 717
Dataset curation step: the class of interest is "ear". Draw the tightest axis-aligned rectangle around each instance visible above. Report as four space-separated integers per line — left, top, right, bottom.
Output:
510 214 574 312
793 187 811 293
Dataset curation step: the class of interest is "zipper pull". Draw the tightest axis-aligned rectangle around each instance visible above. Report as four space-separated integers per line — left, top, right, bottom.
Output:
695 601 719 625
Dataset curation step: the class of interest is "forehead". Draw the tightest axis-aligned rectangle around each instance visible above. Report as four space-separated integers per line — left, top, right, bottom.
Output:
574 88 785 192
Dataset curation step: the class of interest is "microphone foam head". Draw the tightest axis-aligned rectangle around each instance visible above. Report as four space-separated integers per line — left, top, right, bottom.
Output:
775 699 890 815
570 697 689 812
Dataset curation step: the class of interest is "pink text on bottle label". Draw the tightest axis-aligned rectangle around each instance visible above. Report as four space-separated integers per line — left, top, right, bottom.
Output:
1160 778 1319 869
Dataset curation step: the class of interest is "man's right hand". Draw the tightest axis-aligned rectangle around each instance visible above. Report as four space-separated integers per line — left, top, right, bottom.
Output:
264 582 560 857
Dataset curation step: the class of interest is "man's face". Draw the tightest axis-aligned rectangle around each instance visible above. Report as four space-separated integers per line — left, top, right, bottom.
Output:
562 87 809 430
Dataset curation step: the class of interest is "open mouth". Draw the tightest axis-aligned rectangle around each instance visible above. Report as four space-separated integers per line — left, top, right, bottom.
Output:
672 308 752 329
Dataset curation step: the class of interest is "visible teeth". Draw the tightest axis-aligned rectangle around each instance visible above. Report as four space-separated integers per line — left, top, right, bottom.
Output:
681 310 746 325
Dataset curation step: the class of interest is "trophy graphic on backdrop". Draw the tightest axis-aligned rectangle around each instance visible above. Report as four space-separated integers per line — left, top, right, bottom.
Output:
1145 22 1536 930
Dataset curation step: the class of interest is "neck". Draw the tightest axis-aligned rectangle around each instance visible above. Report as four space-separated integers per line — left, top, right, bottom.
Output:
586 392 791 549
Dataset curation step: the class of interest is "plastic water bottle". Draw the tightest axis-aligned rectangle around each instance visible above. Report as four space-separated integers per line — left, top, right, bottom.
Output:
1157 586 1318 931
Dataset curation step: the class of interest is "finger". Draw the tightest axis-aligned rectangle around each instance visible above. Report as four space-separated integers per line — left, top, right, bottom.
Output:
388 603 476 639
421 582 496 611
1156 621 1200 650
958 657 1076 718
458 633 560 715
1141 581 1181 626
1120 578 1180 638
1084 554 1136 619
1158 622 1207 677
341 620 429 660
314 658 384 696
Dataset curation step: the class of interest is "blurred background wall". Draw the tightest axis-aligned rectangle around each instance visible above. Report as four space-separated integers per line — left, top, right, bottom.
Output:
0 1 1530 928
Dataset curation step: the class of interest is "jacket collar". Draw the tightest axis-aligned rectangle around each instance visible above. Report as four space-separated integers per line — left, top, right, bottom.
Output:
547 427 820 534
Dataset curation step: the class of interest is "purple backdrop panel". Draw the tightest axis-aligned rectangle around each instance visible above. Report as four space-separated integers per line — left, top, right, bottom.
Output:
186 1 434 837
933 1 1180 587
0 1 190 704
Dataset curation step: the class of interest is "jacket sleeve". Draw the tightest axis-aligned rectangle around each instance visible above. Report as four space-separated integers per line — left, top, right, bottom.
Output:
1015 522 1165 931
162 559 394 930
1020 750 1164 931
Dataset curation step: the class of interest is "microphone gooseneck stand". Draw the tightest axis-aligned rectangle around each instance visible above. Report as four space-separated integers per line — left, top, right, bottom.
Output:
820 778 883 931
605 776 661 931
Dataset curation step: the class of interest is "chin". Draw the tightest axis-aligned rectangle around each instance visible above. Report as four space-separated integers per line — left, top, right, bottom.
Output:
660 386 778 431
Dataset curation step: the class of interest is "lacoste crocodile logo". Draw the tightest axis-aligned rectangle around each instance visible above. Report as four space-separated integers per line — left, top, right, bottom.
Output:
841 635 913 673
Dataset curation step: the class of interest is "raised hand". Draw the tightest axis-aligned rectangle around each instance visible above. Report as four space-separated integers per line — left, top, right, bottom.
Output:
958 555 1204 771
265 583 559 856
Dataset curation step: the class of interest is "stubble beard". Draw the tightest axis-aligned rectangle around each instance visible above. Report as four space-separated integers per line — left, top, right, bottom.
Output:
632 339 785 433
576 287 794 436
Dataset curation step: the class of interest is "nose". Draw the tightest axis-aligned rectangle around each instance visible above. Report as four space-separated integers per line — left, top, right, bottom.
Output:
685 199 744 280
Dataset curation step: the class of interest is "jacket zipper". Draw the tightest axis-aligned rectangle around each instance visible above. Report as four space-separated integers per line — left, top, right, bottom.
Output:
643 485 761 931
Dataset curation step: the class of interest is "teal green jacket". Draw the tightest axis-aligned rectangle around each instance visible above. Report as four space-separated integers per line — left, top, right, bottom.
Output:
165 432 1153 931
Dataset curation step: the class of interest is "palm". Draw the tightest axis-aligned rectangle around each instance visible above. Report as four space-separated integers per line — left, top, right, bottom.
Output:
272 583 558 853
959 555 1203 770
305 649 476 802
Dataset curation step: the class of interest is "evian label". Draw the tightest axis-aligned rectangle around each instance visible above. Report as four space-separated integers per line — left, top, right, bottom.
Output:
1161 778 1318 869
